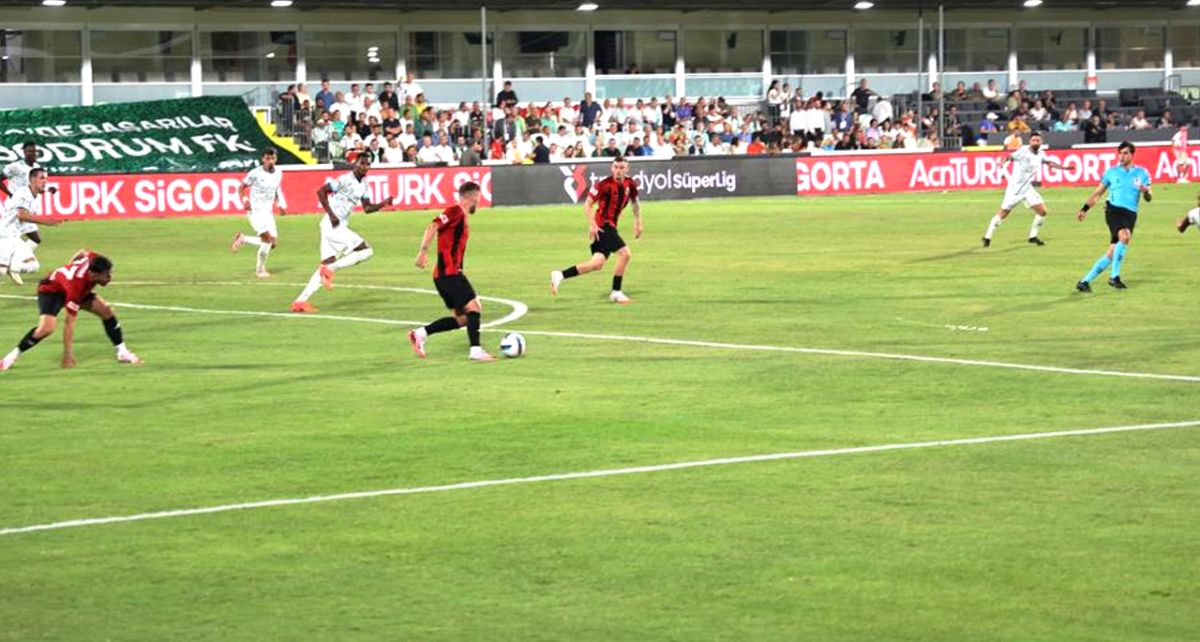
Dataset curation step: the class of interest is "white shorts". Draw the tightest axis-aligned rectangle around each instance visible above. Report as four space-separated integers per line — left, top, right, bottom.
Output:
19 221 38 235
0 235 35 265
1001 186 1044 211
319 217 364 260
248 209 278 237
1175 150 1190 164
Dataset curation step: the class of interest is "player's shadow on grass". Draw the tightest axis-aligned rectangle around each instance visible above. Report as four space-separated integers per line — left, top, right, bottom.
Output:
907 245 1024 264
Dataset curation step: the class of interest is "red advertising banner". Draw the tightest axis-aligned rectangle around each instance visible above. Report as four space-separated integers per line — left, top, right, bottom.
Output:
795 146 1188 196
4 165 491 219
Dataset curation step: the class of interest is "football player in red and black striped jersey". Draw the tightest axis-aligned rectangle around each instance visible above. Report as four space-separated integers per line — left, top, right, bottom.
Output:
408 181 497 362
550 156 643 304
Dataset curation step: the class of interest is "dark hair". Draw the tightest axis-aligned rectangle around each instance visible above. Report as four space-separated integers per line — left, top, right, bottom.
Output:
262 147 277 156
89 255 113 274
28 168 46 179
22 141 37 150
1030 131 1044 138
613 155 628 163
1118 141 1136 154
458 181 481 195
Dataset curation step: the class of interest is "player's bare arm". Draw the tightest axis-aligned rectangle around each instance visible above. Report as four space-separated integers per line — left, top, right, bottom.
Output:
16 207 61 227
584 195 600 240
316 183 339 227
415 221 437 269
361 196 394 214
275 193 286 216
1077 184 1108 221
632 198 643 239
1045 159 1077 171
238 183 251 210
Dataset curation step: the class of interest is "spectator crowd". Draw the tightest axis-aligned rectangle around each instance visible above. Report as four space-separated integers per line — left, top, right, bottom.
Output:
274 72 1190 166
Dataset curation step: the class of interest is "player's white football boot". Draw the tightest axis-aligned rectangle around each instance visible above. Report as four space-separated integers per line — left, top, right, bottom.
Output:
550 270 564 295
230 232 245 252
0 352 16 371
117 349 143 365
468 347 498 362
256 268 271 279
609 290 633 305
408 329 427 359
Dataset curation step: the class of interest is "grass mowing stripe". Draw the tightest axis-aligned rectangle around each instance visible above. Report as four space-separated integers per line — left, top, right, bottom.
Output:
3 418 1197 538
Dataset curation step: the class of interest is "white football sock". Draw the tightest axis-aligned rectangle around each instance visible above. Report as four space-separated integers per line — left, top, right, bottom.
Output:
1029 215 1046 238
241 235 264 247
984 215 1003 240
330 247 374 271
17 259 39 274
24 238 38 250
256 244 271 271
115 342 128 354
296 269 323 302
4 347 20 362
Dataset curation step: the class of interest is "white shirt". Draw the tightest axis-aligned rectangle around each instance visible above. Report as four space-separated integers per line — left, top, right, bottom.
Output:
398 133 418 150
1008 145 1047 193
558 106 578 125
1173 129 1189 150
330 102 353 123
982 86 999 100
326 172 367 223
417 146 441 165
3 160 38 192
788 110 805 132
346 92 365 113
1 186 35 239
242 165 285 214
872 100 894 126
433 144 458 165
383 145 406 164
400 81 424 101
1187 207 1200 226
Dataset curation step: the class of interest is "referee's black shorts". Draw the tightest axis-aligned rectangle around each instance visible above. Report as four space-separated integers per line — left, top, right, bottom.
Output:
1105 204 1138 244
434 273 477 313
589 225 627 258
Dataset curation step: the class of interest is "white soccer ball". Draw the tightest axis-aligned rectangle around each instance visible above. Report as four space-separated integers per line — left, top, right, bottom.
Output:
499 332 526 358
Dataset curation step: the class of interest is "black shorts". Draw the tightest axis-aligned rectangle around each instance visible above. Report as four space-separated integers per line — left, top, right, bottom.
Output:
1105 204 1138 244
434 274 477 312
590 225 627 258
37 290 67 316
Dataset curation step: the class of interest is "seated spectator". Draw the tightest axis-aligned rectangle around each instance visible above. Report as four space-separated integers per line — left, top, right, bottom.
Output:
558 97 578 126
950 81 968 102
459 140 482 167
1003 130 1023 151
1083 113 1107 143
1029 100 1048 123
382 136 405 164
977 113 999 142
1128 110 1152 130
599 137 621 157
923 81 943 102
416 134 440 165
982 78 1000 104
1007 114 1031 134
872 95 894 130
687 134 707 155
1078 99 1094 122
1159 110 1175 129
404 144 419 164
967 82 986 102
378 81 400 111
746 133 765 155
1053 114 1076 132
434 133 458 165
1005 91 1021 112
624 62 640 74
1062 102 1079 124
832 101 854 133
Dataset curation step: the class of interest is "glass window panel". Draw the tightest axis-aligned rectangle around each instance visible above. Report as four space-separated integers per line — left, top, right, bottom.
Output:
497 31 586 78
91 30 192 82
683 30 762 73
1015 27 1088 71
0 29 82 83
305 31 395 82
200 31 296 82
943 27 1008 72
769 29 846 75
408 31 489 79
854 29 928 74
594 30 676 75
1170 25 1200 68
1096 26 1164 69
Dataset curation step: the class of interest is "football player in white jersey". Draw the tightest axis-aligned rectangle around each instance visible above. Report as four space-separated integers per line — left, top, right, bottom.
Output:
1 141 56 250
231 148 288 278
1171 124 1190 184
1 168 60 284
290 154 393 313
1176 191 1200 235
982 132 1076 247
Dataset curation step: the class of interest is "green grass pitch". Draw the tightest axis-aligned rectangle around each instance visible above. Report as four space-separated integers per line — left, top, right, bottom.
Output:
1 185 1198 641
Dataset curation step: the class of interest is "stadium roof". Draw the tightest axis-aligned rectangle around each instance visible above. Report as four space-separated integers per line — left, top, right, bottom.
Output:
7 0 1193 10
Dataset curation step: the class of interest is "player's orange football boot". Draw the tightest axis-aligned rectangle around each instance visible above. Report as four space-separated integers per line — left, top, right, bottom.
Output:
290 301 318 313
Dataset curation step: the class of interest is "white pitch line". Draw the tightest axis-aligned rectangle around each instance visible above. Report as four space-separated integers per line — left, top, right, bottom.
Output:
510 329 1200 383
0 280 529 330
2 418 1197 538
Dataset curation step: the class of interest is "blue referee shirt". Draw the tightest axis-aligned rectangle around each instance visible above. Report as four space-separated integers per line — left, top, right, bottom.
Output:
1101 164 1152 213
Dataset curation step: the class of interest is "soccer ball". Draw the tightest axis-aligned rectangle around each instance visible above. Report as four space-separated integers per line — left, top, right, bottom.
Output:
499 332 526 358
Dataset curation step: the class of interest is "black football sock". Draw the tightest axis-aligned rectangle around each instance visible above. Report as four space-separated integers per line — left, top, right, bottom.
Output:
424 316 460 335
562 266 580 278
612 275 623 292
102 316 124 346
466 312 481 347
17 328 42 353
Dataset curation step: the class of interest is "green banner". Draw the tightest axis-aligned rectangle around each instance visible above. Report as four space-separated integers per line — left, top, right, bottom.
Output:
0 96 302 175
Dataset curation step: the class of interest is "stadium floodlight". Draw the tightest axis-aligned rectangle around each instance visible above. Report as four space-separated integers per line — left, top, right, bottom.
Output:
577 2 599 11
265 52 276 58
853 1 874 9
1023 0 1042 6
1189 0 1200 6
42 0 67 6
270 0 293 7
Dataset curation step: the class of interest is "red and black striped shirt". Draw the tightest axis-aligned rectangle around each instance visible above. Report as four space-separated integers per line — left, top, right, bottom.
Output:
434 205 469 278
589 176 638 228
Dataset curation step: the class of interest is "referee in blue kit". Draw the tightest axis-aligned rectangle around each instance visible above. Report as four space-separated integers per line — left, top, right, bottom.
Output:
1075 141 1153 291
